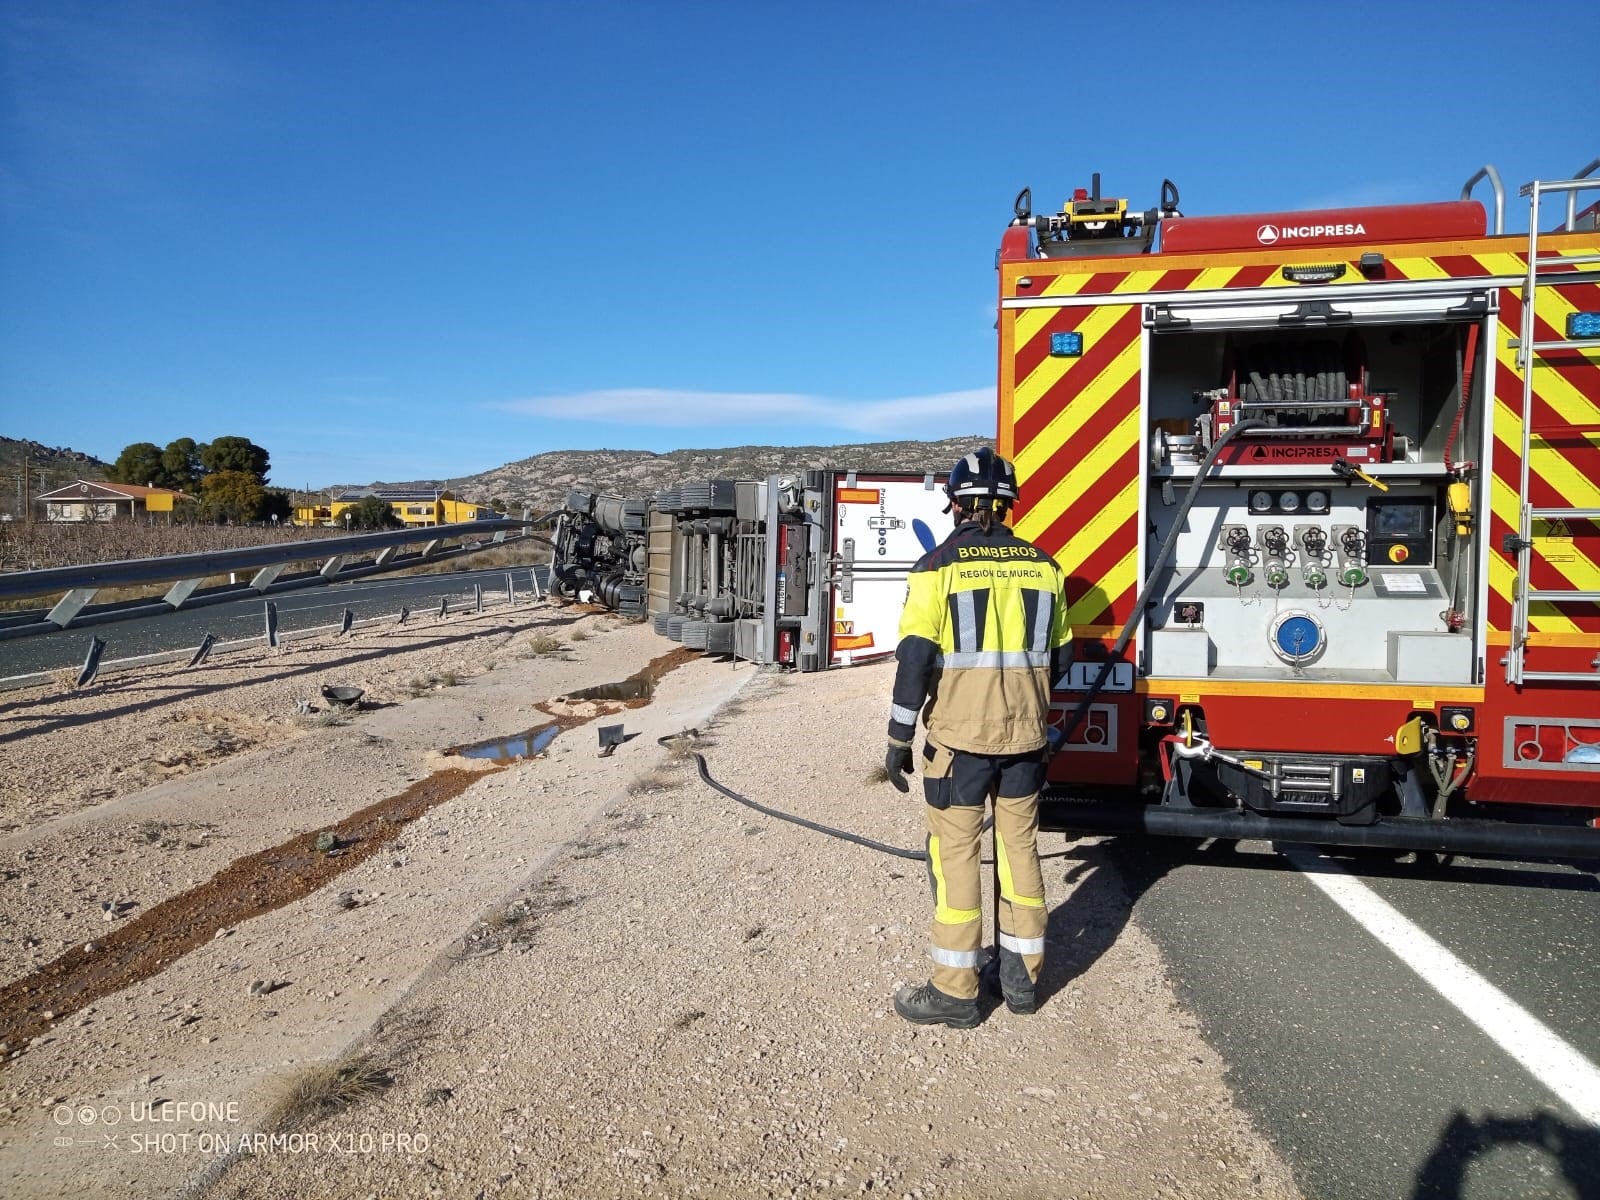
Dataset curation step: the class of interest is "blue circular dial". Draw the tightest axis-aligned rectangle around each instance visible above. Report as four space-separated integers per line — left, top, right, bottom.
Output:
1271 612 1325 663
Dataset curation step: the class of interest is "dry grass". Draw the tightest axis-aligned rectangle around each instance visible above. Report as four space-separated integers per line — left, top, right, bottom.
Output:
266 1053 393 1133
627 768 683 796
401 669 460 697
294 708 352 730
865 763 891 785
662 733 698 762
524 633 564 657
568 626 591 642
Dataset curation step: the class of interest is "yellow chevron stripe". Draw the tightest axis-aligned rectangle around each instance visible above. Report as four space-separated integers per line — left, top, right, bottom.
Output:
1192 266 1242 291
1488 466 1582 634
1028 478 1140 577
1475 251 1527 277
1017 407 1142 537
1066 546 1138 628
1014 307 1140 422
1013 273 1092 348
1395 256 1450 281
1111 269 1168 294
1492 339 1600 507
1527 295 1600 429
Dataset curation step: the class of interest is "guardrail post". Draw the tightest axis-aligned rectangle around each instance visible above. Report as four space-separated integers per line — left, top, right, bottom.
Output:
340 608 354 636
47 588 98 629
264 601 280 648
375 546 398 567
77 636 106 688
187 634 216 668
505 572 516 605
320 555 347 579
438 596 449 618
421 540 441 559
164 578 202 610
250 564 284 592
474 584 483 613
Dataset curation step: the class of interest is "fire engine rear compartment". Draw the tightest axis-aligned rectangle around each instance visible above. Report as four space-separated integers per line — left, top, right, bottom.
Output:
1139 295 1491 687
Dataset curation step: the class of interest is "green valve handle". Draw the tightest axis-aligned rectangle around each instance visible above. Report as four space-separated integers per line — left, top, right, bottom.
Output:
1305 568 1327 588
1341 564 1368 587
1226 564 1252 586
1266 567 1288 588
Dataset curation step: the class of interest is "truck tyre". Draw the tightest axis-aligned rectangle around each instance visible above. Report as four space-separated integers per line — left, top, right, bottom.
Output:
667 615 686 642
681 620 709 650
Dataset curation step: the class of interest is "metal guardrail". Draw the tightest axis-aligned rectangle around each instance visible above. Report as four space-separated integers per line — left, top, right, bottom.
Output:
0 566 550 692
0 518 550 639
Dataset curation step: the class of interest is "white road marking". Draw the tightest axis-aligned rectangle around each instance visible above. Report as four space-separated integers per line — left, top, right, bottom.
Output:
1286 850 1600 1127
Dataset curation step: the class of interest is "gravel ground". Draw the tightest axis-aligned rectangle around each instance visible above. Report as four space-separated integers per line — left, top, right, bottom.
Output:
0 607 1302 1199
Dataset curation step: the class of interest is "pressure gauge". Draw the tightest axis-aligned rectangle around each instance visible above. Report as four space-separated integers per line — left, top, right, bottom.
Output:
1249 491 1273 513
1278 491 1301 513
1305 490 1330 514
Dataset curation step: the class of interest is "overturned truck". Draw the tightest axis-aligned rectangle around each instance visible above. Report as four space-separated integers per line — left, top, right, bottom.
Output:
554 471 949 670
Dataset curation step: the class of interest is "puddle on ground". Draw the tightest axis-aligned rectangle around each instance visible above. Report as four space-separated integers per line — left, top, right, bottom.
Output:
451 724 561 762
0 644 706 1064
544 646 700 712
562 679 651 702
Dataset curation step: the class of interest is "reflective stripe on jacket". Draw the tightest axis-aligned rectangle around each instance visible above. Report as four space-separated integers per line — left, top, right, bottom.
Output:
887 520 1071 756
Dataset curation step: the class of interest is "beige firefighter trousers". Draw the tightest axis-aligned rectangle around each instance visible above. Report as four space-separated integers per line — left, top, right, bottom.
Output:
921 741 1048 1000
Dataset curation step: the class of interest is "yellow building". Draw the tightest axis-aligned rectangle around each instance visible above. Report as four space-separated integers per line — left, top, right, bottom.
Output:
321 488 491 528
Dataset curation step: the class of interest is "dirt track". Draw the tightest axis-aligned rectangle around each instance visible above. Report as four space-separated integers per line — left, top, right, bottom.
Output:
0 603 1301 1199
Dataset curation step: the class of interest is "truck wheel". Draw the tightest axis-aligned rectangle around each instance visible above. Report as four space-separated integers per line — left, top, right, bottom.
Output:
651 612 671 636
667 615 686 642
681 620 709 650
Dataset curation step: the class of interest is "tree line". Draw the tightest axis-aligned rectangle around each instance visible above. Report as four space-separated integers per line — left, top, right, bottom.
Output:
106 436 292 523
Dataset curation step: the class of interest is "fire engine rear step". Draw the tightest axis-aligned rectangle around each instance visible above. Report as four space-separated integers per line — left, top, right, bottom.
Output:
1037 801 1600 862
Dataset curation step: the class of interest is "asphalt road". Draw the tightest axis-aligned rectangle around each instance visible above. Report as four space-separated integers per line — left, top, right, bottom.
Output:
0 564 550 679
1063 839 1600 1200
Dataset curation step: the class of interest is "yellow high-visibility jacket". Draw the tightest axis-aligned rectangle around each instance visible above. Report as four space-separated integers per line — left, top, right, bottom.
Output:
888 520 1071 756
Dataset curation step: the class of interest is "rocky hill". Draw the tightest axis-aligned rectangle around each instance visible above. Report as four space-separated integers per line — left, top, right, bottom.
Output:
370 436 991 514
0 437 109 517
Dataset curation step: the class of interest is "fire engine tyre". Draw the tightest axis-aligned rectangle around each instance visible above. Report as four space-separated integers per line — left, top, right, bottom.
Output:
651 612 671 636
666 615 686 641
681 620 709 650
704 620 734 655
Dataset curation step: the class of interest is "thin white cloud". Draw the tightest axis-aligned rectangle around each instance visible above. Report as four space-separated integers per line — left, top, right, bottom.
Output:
492 387 994 436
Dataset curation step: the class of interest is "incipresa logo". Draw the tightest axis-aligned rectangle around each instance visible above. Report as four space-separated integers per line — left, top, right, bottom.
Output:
1256 224 1280 245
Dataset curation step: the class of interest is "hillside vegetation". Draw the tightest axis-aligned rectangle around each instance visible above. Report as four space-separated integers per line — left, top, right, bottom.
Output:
373 435 991 514
0 437 109 519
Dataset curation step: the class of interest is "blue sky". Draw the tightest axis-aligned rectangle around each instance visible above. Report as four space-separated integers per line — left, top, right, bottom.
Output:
3 1 1597 489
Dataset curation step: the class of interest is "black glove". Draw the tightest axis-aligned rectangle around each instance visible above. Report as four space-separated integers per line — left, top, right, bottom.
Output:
885 743 913 792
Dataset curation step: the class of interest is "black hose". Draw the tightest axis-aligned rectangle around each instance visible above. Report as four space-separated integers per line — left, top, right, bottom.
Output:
660 732 929 859
1055 418 1266 746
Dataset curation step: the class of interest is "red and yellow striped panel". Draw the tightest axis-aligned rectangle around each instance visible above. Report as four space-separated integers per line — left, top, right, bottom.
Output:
1005 300 1143 634
1486 267 1600 647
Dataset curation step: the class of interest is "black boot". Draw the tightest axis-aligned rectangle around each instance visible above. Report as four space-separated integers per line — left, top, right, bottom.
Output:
893 982 981 1029
980 952 1037 1015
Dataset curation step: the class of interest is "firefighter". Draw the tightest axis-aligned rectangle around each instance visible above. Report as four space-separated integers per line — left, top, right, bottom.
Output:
884 447 1070 1028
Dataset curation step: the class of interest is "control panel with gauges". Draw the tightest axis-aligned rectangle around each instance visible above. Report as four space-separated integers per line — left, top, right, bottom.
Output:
1143 480 1467 684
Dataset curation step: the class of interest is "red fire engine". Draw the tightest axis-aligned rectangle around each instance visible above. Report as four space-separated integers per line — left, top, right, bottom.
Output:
997 161 1600 859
